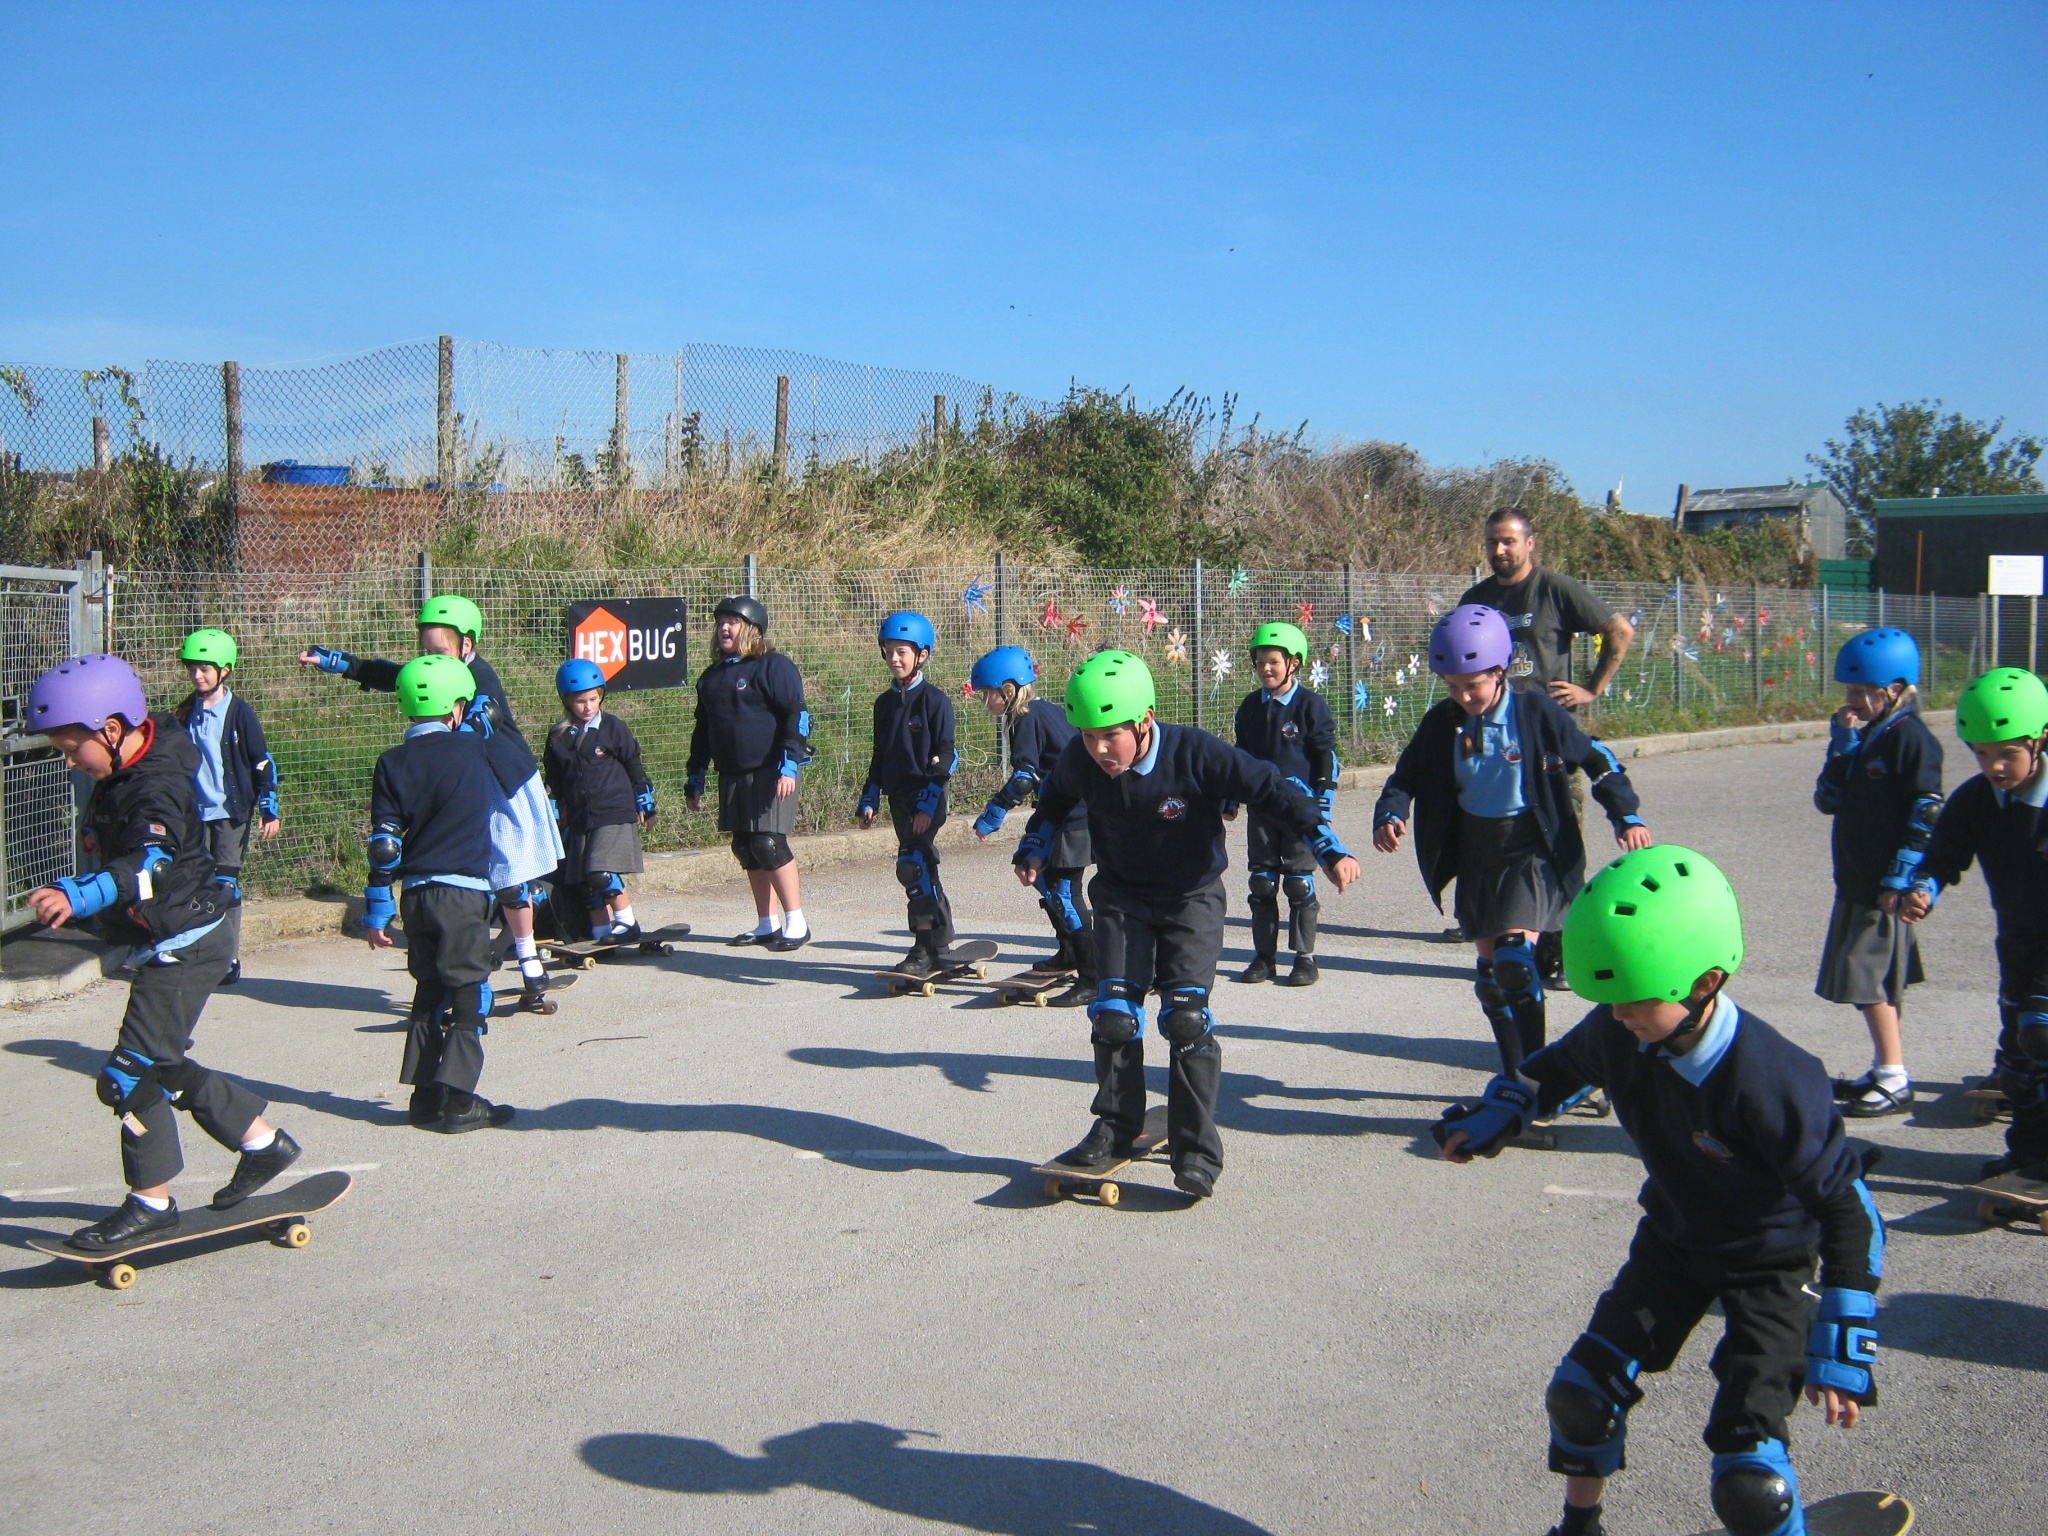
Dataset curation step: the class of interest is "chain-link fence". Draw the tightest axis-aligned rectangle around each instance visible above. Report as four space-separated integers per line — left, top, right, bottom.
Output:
1 561 98 930
75 561 2021 900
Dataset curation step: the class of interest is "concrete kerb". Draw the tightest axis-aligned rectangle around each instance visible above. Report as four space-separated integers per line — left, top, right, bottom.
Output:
0 709 1956 1008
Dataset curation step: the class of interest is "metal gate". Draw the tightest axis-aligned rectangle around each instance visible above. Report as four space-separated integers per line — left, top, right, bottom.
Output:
2 559 101 934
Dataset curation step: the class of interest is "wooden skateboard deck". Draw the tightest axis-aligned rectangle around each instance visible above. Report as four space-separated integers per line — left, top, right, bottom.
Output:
1964 1077 2011 1121
880 939 999 996
1682 1490 1911 1536
27 1170 353 1291
989 964 1076 1007
1034 1105 1171 1206
1969 1167 2048 1234
538 923 692 969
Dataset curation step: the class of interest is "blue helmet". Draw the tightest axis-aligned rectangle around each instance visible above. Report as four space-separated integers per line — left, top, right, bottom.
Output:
1834 627 1920 688
878 611 936 652
970 646 1036 692
556 658 607 696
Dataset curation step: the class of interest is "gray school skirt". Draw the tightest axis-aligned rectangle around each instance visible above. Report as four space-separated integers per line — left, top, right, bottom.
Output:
1453 810 1573 939
1815 897 1923 1008
719 766 799 836
561 822 645 883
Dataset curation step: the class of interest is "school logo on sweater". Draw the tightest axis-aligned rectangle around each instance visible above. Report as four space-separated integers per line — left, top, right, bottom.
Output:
1692 1131 1733 1161
1280 721 1299 739
1158 797 1188 820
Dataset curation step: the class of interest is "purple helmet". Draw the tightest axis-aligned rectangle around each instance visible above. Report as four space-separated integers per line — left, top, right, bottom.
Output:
28 653 149 733
1428 604 1513 676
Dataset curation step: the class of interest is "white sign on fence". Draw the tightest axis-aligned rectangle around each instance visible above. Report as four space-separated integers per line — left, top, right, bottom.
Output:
1988 555 2045 597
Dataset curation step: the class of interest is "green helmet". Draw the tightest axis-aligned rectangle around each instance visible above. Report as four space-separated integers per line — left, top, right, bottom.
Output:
179 627 238 669
1065 649 1156 730
394 654 477 718
1250 621 1309 664
1955 667 2048 744
418 594 483 643
1563 844 1744 1004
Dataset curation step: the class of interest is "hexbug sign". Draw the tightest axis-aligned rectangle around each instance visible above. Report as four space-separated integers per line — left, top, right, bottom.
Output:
562 598 688 691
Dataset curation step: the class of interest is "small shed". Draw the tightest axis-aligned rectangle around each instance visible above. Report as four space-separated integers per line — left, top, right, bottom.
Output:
1674 483 1850 559
1874 493 2048 596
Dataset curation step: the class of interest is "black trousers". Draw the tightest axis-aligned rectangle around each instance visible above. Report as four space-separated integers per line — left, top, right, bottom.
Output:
111 920 265 1188
1245 811 1318 959
1089 875 1227 1176
1566 1218 1816 1466
400 884 495 1095
889 795 954 950
205 816 251 961
1995 929 2048 1160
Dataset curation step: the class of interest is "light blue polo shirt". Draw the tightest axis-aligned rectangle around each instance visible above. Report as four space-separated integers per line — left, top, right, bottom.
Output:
1453 686 1527 818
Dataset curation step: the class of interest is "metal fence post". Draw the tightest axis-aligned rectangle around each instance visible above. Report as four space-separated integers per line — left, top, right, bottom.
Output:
612 352 630 489
772 376 790 477
1751 583 1762 706
222 360 242 487
1191 558 1205 733
2032 594 2040 676
436 336 455 491
993 550 1009 780
1929 596 1938 696
743 553 757 600
1343 560 1359 748
1820 583 1830 681
1877 588 1885 628
417 551 433 609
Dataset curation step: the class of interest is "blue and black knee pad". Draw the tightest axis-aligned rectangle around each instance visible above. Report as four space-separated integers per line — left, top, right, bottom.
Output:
1088 979 1146 1046
497 883 533 912
1709 1440 1800 1536
1246 867 1279 906
2019 995 2048 1064
1159 985 1215 1051
1281 873 1317 909
1490 934 1543 1002
592 872 625 901
1545 1333 1643 1478
1039 874 1086 937
212 871 242 901
97 1047 160 1116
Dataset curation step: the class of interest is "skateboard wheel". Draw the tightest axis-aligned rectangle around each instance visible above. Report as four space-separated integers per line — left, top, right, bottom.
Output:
919 982 936 998
1972 1098 2000 1122
280 1222 312 1249
105 1263 137 1290
1097 1181 1121 1207
1044 1177 1066 1200
1031 994 1047 1008
1979 1197 2018 1225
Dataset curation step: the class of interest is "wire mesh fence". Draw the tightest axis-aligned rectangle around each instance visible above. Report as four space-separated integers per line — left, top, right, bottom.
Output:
76 561 2021 900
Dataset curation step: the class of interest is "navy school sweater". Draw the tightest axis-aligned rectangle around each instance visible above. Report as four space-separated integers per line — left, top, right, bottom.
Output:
864 675 956 800
1523 999 1883 1290
1233 682 1339 792
1813 704 1943 906
173 690 279 825
544 713 650 834
687 650 809 781
1922 771 2048 939
345 651 537 795
1022 722 1330 900
987 697 1087 833
82 716 229 947
369 725 496 885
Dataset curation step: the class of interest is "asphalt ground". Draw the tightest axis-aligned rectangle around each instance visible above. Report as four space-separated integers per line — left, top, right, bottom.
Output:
1 739 2038 1535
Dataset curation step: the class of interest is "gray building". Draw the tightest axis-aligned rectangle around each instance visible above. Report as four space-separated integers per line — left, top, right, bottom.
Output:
1673 483 1850 559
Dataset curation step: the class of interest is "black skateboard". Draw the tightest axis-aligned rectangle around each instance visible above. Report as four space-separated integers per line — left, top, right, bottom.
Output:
1682 1490 1911 1536
1035 1104 1171 1207
987 962 1077 1007
1969 1166 2048 1235
537 922 692 970
27 1170 353 1291
880 939 999 997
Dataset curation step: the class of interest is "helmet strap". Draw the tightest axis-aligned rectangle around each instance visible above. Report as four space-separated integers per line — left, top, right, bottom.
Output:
1661 974 1727 1050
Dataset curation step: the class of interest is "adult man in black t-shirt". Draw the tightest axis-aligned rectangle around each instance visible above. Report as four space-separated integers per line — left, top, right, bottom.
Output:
1458 505 1636 980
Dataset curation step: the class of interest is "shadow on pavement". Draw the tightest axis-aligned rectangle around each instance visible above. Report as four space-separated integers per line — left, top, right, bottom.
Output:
580 1420 1273 1534
5 1037 405 1128
222 976 401 1015
1217 1021 1499 1074
1883 1291 2048 1371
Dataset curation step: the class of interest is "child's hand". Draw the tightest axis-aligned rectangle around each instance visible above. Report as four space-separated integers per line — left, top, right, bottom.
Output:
1834 703 1864 730
776 774 796 800
1617 822 1653 852
1328 856 1362 893
1437 1128 1473 1164
1896 889 1931 923
260 817 281 840
1804 1384 1861 1430
911 811 932 836
857 808 876 829
1373 818 1404 854
366 927 395 950
28 886 74 928
1015 859 1043 888
686 793 702 814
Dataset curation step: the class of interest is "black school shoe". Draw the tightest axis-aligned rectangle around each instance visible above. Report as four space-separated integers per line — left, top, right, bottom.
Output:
440 1092 515 1134
68 1195 180 1252
407 1084 446 1127
1980 1150 2048 1181
1233 956 1277 984
218 959 241 988
1278 955 1320 988
212 1129 303 1209
765 929 811 952
1172 1161 1217 1199
1047 978 1094 1008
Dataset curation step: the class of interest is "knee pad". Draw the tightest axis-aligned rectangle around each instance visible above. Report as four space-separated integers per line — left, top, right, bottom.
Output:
1473 963 1511 1017
730 831 760 870
1710 1441 1799 1536
747 832 793 870
2020 998 2048 1063
1490 935 1542 1001
1247 868 1279 905
97 1047 160 1115
1039 874 1085 936
496 883 532 911
411 980 448 1020
450 980 493 1023
1545 1334 1642 1479
1088 979 1146 1046
895 850 928 893
1282 873 1317 908
213 871 242 900
1159 985 1214 1048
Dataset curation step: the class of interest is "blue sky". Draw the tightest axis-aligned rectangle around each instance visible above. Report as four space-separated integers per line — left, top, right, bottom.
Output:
4 3 2043 509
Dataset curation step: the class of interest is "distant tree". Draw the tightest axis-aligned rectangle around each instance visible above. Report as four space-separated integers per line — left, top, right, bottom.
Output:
1810 400 2043 551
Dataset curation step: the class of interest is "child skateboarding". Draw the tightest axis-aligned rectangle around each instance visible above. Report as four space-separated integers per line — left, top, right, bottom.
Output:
546 658 656 943
1436 845 1887 1536
1811 627 1942 1117
972 644 1095 1006
685 594 813 951
857 611 961 980
301 594 565 1012
25 654 301 1251
1890 666 2048 1178
362 654 514 1133
173 627 280 987
1016 650 1360 1198
1373 603 1651 1080
1227 620 1340 987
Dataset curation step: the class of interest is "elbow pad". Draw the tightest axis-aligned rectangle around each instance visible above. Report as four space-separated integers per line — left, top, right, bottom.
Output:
993 764 1040 810
367 822 404 877
462 695 494 738
1903 793 1942 849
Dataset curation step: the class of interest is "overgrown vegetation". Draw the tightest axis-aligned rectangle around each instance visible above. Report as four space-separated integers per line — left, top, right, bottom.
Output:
1808 399 2044 553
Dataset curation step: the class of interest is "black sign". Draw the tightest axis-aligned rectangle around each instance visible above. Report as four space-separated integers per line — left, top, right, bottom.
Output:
563 598 689 691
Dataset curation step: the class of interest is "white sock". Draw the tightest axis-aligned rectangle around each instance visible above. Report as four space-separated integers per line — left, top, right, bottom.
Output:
750 913 780 937
240 1128 278 1153
513 936 539 960
1873 1062 1909 1086
780 909 808 940
520 957 546 980
613 904 636 928
132 1192 171 1211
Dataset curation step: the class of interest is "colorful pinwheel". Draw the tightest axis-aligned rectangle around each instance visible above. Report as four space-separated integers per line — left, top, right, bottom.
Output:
1352 681 1371 713
1139 598 1165 633
1228 567 1251 596
962 577 991 617
1308 659 1329 690
1333 613 1355 637
1065 614 1090 644
1296 600 1315 627
1107 585 1130 617
1040 598 1063 630
1164 627 1189 663
1211 649 1234 681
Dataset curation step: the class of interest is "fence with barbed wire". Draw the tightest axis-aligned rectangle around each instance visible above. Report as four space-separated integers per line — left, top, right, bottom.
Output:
65 559 1998 899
